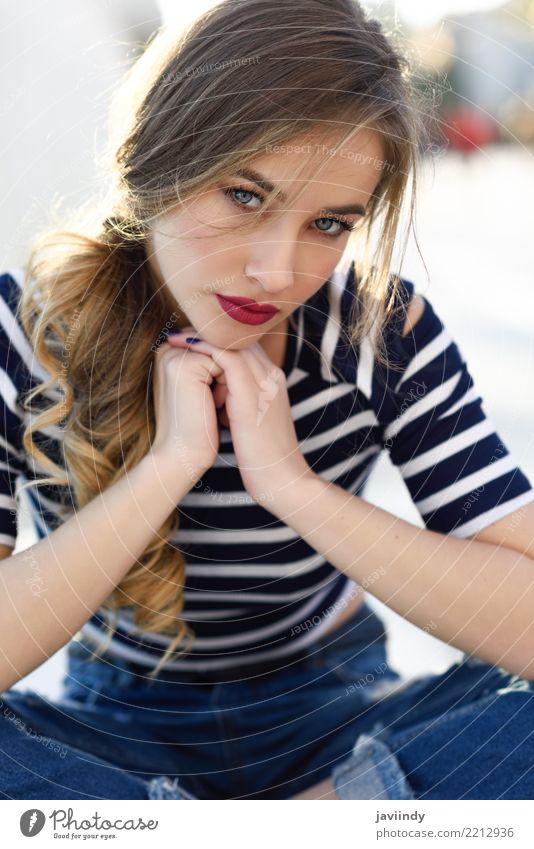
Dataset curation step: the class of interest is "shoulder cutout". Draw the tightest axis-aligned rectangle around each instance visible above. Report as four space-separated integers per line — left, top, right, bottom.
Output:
401 293 426 337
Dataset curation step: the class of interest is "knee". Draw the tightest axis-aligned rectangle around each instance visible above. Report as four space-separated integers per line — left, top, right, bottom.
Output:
331 734 416 800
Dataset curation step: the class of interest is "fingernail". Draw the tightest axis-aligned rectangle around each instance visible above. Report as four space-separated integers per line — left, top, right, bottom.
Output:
186 337 201 344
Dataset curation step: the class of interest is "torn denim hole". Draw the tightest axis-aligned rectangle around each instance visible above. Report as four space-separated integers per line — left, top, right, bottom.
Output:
496 676 533 695
331 734 415 800
146 775 197 800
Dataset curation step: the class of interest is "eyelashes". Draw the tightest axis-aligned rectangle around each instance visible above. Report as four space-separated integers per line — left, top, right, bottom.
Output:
222 184 358 238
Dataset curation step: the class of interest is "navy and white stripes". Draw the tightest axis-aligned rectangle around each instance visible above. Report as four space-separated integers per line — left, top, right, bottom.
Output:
1 260 532 673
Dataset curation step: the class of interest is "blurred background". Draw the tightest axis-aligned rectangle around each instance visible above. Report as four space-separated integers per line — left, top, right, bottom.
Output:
1 0 533 699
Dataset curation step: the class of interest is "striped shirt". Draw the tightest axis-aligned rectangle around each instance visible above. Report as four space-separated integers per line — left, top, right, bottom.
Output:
1 260 533 673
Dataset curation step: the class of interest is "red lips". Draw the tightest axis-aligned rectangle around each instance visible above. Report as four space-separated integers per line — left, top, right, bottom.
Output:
219 295 279 314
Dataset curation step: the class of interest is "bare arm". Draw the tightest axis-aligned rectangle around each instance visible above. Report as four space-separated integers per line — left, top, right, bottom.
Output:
0 451 197 692
270 473 534 681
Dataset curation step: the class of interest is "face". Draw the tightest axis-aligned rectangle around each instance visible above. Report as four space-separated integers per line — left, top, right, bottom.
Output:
147 127 385 351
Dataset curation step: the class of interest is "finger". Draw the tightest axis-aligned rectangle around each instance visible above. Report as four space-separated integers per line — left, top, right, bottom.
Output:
171 335 272 385
212 381 228 408
168 333 260 389
236 345 271 385
173 351 225 386
166 334 228 382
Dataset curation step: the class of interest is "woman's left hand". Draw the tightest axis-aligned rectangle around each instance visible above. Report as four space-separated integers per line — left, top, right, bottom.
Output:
167 330 313 504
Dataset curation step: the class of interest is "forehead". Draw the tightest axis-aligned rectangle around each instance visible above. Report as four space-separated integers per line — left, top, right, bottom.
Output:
247 128 385 200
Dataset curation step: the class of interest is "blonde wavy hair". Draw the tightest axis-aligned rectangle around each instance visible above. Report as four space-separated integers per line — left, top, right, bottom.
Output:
16 0 431 677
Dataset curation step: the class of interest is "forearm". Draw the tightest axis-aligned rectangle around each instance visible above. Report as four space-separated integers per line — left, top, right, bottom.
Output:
273 473 534 678
0 451 195 691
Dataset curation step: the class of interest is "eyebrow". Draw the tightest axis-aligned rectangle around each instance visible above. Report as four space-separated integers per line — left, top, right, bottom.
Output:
234 167 367 217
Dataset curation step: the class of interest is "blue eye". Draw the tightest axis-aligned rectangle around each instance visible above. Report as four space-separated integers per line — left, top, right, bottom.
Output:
223 184 357 238
223 186 263 209
312 217 354 237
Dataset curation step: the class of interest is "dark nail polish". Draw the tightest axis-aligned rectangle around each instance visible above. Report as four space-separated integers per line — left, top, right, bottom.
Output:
186 337 201 344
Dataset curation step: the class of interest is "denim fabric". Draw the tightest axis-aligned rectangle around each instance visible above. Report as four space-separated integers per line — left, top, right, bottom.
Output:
1 601 533 800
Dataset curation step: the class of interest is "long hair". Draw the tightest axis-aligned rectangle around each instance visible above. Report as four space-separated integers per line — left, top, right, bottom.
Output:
16 0 431 677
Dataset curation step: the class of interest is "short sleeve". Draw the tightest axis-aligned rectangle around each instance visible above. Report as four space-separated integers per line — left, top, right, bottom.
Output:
0 271 31 548
378 278 534 538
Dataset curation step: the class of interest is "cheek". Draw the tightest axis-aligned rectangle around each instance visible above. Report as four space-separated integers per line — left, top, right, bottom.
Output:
153 232 241 308
293 276 326 310
297 246 344 292
152 223 213 280
159 199 242 264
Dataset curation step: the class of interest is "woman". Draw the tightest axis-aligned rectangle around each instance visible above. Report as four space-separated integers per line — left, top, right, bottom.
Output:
1 0 533 801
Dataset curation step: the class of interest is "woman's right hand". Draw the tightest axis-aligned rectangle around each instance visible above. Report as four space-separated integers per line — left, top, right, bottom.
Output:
149 329 225 477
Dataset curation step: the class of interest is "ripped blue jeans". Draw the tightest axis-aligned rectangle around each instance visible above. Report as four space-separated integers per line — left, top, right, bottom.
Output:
1 601 533 800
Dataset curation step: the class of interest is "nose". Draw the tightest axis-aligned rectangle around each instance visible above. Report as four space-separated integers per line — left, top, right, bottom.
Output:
244 226 295 295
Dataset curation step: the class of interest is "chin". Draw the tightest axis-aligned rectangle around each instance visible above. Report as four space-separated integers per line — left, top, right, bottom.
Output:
197 326 265 349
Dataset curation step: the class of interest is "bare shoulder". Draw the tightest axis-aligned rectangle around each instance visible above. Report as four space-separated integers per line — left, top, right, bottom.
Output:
401 293 426 338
